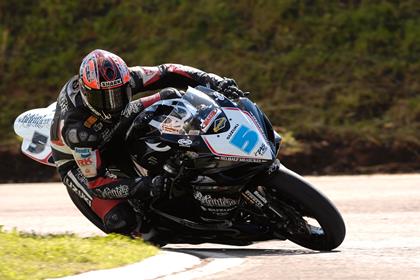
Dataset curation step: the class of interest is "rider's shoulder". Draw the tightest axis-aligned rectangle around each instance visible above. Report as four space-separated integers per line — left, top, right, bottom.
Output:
62 114 101 149
58 75 83 109
62 75 80 94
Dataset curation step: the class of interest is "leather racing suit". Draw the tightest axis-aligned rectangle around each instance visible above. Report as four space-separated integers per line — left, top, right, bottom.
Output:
50 64 228 234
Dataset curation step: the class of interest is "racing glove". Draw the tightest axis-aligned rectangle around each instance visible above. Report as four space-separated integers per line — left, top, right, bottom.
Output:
149 175 171 198
159 87 183 100
130 175 170 200
217 78 248 99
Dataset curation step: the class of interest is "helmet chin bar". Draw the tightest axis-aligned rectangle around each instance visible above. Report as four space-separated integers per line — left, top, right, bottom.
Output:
81 92 113 120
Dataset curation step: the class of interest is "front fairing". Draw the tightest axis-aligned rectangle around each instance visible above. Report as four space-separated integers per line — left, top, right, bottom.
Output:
155 87 276 161
127 86 278 181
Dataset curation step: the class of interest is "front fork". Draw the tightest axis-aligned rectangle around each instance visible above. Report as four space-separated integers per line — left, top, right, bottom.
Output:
240 159 307 237
241 159 285 217
242 187 287 221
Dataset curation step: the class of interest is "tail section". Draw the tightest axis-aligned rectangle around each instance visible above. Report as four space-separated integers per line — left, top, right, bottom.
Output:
13 102 56 167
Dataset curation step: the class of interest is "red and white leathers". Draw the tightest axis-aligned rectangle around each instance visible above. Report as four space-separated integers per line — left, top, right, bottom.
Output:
50 63 227 233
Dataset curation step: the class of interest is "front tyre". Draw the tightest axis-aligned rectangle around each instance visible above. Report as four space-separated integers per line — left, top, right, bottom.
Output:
261 165 346 251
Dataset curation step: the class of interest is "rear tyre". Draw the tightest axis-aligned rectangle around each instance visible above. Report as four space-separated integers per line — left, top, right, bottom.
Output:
261 165 346 251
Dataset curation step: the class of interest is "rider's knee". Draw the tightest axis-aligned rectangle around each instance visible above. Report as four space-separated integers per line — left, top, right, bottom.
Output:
103 202 136 234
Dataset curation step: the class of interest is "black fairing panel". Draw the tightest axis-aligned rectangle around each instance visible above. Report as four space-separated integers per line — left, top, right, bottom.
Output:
125 107 173 173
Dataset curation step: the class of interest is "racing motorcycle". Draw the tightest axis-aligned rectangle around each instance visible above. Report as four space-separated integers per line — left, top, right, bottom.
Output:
13 86 345 251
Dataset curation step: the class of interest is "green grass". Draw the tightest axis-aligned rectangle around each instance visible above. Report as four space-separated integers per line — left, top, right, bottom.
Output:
0 227 158 280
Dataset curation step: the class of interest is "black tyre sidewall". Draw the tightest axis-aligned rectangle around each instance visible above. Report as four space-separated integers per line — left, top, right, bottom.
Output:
262 165 346 251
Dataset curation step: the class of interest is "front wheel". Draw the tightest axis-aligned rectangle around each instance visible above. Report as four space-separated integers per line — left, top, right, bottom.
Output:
260 165 346 251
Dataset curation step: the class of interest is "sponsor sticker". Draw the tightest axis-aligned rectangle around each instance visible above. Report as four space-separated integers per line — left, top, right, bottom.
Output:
213 117 227 133
161 124 181 134
77 157 93 166
74 147 97 177
17 113 53 129
96 185 129 199
243 190 265 208
84 115 98 128
254 143 268 157
65 177 92 207
213 92 225 101
218 156 266 163
201 108 221 132
226 124 239 140
75 147 92 158
193 191 239 208
100 78 122 88
178 138 193 147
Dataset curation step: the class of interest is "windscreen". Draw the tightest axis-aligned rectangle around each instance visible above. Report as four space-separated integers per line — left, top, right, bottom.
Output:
159 87 223 135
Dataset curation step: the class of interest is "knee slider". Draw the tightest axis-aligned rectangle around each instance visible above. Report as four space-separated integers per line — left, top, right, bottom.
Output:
103 203 136 234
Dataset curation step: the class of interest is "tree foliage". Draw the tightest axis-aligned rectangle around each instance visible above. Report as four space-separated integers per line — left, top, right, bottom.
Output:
1 0 419 152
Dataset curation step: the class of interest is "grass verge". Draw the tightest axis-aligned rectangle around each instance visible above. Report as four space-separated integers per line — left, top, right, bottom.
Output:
0 226 158 280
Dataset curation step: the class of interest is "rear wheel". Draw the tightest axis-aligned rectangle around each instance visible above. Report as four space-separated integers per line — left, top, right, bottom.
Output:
260 165 345 251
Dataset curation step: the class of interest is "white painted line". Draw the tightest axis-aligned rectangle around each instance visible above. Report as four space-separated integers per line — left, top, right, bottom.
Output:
160 252 244 280
48 251 201 280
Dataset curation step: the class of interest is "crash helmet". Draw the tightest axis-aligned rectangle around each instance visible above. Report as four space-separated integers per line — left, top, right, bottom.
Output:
79 49 131 120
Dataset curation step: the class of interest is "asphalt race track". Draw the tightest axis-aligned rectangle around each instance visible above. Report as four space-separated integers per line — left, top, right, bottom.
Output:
1 174 420 279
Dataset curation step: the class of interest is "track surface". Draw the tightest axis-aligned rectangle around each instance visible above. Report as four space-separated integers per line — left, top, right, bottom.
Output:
1 174 420 279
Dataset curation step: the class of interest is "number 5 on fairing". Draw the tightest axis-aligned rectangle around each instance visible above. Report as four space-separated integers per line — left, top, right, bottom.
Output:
230 125 258 154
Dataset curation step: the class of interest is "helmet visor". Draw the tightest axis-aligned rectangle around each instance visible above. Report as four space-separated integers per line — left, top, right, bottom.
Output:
83 85 132 115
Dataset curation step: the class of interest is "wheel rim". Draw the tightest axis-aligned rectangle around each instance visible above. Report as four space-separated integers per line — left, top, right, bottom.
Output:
266 190 332 247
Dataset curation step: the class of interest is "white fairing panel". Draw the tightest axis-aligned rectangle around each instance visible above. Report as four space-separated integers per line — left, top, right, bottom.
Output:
13 102 56 166
201 107 274 162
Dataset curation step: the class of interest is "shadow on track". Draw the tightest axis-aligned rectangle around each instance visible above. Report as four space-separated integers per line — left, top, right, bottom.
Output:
164 247 339 259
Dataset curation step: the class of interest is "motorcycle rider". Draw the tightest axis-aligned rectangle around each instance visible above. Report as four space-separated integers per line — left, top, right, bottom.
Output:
50 49 243 235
